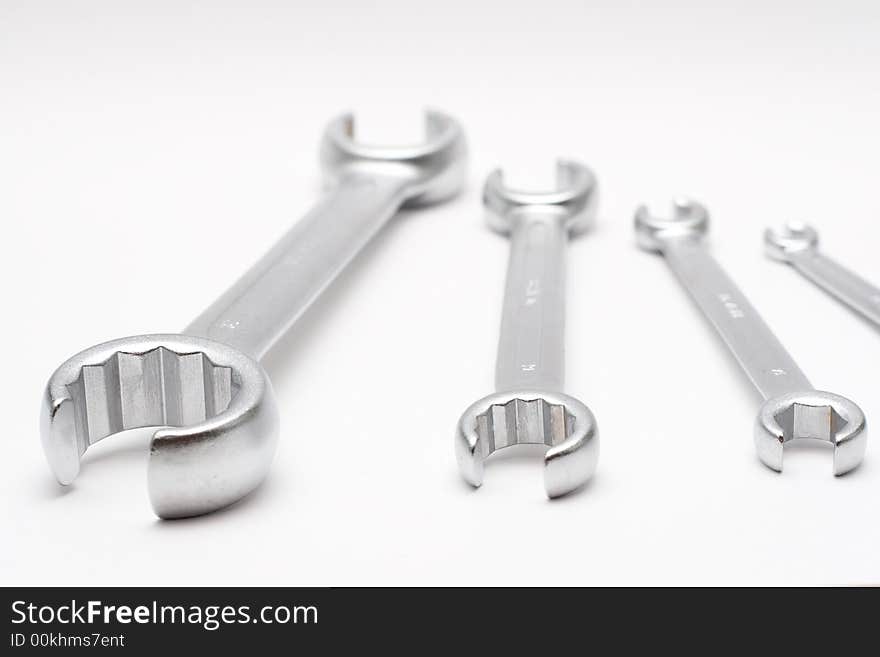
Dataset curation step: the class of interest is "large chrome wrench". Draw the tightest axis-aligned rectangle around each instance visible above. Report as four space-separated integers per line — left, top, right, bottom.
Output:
765 221 880 326
635 200 867 475
41 110 467 518
456 161 599 497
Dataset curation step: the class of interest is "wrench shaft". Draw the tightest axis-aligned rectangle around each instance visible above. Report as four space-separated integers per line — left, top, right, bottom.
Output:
186 173 409 359
789 250 880 326
663 240 812 399
495 213 567 392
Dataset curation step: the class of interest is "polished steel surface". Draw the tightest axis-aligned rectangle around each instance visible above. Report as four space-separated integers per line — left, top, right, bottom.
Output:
636 200 866 475
766 221 880 326
42 110 467 518
457 161 599 497
41 335 277 519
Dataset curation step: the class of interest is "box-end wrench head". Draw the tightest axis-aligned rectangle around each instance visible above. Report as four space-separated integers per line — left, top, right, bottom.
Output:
457 161 599 498
42 110 467 518
636 200 866 475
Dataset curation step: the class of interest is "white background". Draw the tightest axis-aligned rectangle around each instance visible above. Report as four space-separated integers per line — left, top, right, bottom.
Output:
2 0 879 586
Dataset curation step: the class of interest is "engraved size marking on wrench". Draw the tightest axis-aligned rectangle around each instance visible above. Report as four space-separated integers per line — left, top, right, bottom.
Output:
636 199 866 475
719 293 745 319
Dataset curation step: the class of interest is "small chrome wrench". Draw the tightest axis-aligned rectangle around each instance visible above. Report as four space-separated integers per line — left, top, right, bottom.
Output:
765 221 880 326
456 161 599 497
42 110 467 518
636 200 866 475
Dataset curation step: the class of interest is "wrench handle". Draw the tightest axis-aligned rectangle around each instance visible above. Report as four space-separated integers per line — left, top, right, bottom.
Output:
186 174 409 360
495 212 567 393
789 250 880 327
663 240 812 400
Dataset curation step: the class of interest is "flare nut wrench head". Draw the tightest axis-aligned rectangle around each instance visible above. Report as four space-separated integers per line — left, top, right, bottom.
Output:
457 390 599 499
755 391 866 476
41 335 277 519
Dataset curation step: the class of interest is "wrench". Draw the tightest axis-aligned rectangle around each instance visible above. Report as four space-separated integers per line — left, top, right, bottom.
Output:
456 161 599 497
41 110 467 518
765 221 880 326
635 199 866 475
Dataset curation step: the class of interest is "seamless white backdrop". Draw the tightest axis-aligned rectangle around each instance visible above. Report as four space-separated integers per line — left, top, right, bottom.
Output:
2 0 879 585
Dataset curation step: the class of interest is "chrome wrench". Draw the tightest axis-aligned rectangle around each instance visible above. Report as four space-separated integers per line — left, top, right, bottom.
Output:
456 160 599 497
636 200 866 474
766 221 880 326
42 110 467 518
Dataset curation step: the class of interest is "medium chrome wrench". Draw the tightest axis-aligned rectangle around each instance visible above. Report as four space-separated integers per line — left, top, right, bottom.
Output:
456 160 599 497
636 200 866 474
42 110 467 518
765 221 880 326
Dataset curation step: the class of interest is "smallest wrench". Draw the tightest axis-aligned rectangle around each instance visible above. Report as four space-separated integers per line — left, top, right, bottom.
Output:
765 221 880 327
636 199 867 475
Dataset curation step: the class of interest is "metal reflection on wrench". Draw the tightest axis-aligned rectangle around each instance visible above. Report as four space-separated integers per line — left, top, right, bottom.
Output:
456 160 599 497
41 110 467 518
636 200 866 475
